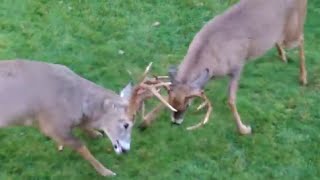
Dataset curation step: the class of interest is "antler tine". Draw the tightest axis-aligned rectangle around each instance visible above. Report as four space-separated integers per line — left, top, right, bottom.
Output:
140 102 165 129
152 75 169 81
139 62 153 83
152 82 171 92
196 101 207 111
186 93 212 130
140 84 177 112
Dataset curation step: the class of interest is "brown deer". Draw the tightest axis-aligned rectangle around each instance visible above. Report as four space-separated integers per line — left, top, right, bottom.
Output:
141 0 308 134
0 60 174 176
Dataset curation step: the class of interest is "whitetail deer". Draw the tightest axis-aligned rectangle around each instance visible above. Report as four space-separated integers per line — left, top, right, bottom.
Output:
0 60 174 176
141 0 308 134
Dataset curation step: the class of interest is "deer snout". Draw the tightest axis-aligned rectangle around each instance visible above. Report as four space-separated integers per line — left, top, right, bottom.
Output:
114 140 130 155
121 148 128 154
171 110 185 125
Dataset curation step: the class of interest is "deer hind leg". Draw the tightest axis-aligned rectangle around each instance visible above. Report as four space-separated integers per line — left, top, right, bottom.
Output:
298 35 307 85
296 1 307 85
276 43 287 63
282 9 307 85
228 69 251 135
283 33 307 85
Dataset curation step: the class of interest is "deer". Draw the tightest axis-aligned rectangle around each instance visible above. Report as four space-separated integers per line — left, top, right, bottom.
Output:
0 59 175 176
140 0 308 134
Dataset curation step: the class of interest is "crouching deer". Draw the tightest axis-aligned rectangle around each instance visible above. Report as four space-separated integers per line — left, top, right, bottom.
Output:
0 60 174 176
142 0 308 134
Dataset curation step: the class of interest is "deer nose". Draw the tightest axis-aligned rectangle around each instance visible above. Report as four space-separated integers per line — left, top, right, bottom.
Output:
173 110 184 119
121 148 128 154
124 123 129 129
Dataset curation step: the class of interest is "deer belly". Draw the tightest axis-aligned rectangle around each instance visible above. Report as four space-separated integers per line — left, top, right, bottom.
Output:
7 117 36 126
0 107 36 127
247 40 276 60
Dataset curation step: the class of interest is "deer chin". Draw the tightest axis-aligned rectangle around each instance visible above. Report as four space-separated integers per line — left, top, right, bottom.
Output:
171 117 184 124
102 129 129 155
171 116 183 125
171 111 184 124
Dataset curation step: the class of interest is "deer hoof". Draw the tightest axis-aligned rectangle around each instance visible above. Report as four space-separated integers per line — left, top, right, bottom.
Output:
239 125 252 135
58 145 64 151
99 168 116 176
280 55 287 63
300 77 307 86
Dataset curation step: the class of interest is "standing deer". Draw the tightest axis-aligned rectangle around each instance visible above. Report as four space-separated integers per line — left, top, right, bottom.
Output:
141 0 308 134
0 60 174 176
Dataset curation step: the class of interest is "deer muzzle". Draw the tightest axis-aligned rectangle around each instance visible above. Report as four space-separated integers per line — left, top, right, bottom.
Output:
114 140 130 154
171 110 185 124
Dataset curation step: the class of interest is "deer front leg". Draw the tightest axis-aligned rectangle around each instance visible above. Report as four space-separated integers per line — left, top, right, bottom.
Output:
59 134 115 176
276 43 287 63
76 145 116 176
40 122 115 176
299 34 307 85
228 71 252 135
83 128 103 138
57 128 103 152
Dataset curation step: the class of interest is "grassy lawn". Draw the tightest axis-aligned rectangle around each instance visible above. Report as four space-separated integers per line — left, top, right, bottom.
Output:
1 0 320 179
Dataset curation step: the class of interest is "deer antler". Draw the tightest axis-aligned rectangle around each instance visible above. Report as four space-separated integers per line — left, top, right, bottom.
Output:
141 64 176 112
139 62 153 82
136 70 212 130
186 93 212 130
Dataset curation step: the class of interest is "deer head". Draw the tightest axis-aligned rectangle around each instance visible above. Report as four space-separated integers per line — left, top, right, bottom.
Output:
167 66 211 128
96 63 176 154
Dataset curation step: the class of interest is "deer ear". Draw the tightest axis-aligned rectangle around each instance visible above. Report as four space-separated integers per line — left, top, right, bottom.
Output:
120 82 133 101
191 68 210 89
168 65 178 83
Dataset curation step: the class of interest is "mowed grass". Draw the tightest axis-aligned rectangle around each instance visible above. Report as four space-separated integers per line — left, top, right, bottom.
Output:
1 0 320 179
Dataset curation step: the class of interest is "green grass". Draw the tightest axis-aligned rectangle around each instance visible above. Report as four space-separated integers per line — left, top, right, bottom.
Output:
1 0 320 179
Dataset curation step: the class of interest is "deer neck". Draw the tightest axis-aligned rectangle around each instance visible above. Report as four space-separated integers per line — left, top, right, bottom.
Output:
176 54 209 84
80 79 121 122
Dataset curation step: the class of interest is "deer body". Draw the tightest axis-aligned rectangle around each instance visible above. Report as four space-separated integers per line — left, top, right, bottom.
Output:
167 0 307 133
0 60 136 176
0 60 117 127
177 0 306 81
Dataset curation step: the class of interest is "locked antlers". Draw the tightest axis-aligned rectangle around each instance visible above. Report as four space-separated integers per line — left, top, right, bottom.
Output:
139 69 213 131
127 63 176 120
131 63 212 131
